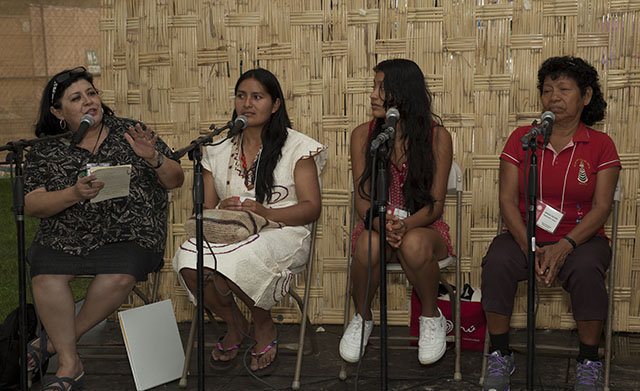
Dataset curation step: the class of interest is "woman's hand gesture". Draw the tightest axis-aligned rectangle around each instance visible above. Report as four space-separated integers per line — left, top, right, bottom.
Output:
124 123 158 162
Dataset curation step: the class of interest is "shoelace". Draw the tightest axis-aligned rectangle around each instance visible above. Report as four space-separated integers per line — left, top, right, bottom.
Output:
346 316 369 339
420 319 437 342
485 353 513 377
575 361 602 385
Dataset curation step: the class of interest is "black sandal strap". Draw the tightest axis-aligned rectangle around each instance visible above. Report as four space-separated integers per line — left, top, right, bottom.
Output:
42 375 78 391
27 330 48 368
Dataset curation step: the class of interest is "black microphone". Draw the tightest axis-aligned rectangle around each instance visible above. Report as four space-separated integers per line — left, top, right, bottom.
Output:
521 111 555 146
227 115 248 138
171 115 250 160
370 108 400 151
71 114 95 145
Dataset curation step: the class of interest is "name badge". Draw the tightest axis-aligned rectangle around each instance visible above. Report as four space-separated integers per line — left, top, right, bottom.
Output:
85 162 111 175
535 200 564 234
386 206 409 220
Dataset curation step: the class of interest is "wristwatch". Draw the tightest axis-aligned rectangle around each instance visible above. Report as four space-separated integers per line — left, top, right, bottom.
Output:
152 153 164 169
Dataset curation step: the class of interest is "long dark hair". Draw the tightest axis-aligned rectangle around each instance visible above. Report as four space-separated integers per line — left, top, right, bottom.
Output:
358 59 441 214
232 69 291 204
537 56 606 126
35 66 113 137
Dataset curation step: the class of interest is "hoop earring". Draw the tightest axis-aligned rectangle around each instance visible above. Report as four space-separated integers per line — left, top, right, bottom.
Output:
59 119 67 129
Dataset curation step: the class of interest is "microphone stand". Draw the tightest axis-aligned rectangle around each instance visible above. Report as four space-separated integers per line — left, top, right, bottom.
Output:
171 127 228 391
0 131 73 391
370 127 393 391
521 124 539 391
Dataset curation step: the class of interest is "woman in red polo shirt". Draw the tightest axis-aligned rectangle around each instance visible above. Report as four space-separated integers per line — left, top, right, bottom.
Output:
481 56 621 391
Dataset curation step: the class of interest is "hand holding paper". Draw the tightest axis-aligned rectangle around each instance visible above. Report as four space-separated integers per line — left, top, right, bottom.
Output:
88 165 132 203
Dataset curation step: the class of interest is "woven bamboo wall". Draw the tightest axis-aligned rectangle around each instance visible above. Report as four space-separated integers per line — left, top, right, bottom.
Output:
100 0 640 331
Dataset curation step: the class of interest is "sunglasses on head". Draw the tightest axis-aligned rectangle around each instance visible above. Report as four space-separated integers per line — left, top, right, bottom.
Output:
51 66 88 103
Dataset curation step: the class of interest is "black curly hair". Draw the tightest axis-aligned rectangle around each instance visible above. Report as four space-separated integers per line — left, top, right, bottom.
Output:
537 56 606 126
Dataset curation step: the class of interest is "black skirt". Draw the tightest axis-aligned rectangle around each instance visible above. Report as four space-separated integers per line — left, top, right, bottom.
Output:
28 241 163 282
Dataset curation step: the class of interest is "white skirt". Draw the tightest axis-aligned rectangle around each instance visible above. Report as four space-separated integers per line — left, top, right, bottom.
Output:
173 225 312 309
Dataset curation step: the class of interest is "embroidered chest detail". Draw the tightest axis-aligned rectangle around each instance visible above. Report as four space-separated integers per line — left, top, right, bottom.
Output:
574 158 591 185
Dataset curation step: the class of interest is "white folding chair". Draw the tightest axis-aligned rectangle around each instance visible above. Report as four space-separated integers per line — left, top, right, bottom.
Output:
479 178 622 390
178 222 319 389
290 221 319 389
603 179 622 390
339 161 463 381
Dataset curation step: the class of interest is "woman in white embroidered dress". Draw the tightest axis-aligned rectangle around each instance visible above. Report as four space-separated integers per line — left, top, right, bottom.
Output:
173 69 327 372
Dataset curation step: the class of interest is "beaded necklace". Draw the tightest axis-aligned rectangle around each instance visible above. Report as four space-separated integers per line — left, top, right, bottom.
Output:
240 137 262 190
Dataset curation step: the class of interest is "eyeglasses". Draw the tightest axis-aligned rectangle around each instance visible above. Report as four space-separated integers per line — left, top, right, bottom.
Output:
50 66 88 103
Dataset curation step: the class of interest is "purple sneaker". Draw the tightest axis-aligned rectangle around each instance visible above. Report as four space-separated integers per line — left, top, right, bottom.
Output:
574 359 604 391
483 350 515 391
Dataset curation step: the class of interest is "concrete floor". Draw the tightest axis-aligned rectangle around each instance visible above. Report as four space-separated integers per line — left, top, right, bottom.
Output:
34 316 640 391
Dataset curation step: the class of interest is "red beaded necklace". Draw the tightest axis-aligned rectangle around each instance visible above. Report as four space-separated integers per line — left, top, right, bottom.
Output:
240 139 260 190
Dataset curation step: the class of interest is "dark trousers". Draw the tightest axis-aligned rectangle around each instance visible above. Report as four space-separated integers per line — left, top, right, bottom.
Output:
481 232 611 321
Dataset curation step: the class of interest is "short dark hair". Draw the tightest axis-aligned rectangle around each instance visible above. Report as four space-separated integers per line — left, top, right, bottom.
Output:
35 66 113 136
537 56 606 126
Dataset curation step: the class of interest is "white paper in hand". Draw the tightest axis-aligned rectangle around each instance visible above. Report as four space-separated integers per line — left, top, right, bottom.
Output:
89 164 132 203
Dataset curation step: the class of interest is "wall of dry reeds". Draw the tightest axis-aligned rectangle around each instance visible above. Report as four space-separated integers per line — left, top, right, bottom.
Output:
100 0 640 332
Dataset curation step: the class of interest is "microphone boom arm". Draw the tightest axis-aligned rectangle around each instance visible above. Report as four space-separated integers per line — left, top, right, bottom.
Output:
171 126 226 160
0 131 75 152
172 115 248 160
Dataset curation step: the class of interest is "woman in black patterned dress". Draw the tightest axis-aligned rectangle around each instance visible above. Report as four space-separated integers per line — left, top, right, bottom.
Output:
23 67 184 390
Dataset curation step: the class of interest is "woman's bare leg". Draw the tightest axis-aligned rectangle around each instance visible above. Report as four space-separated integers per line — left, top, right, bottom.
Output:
31 274 83 381
397 228 448 317
180 268 249 361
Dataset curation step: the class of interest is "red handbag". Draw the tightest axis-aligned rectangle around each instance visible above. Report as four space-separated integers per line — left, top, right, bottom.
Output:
409 285 486 351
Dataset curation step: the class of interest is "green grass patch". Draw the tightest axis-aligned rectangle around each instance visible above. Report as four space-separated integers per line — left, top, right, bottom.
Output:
0 177 90 321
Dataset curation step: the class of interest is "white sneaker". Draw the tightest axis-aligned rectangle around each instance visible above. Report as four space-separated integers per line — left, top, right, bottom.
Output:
418 308 447 365
339 312 374 363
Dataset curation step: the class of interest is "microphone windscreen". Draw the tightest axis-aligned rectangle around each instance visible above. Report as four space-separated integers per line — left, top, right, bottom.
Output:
386 108 400 120
541 111 555 123
81 114 95 126
235 115 248 129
